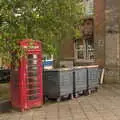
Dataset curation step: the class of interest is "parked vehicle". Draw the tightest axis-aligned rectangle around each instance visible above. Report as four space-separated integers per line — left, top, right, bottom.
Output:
0 68 10 83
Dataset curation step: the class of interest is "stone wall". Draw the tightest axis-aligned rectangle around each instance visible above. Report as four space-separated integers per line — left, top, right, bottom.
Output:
104 0 120 83
94 0 120 83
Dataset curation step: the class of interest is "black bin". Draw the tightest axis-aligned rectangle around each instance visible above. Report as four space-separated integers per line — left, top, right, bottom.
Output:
43 68 73 101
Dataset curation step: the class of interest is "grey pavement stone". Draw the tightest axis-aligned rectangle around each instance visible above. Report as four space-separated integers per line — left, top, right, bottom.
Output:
1 85 120 120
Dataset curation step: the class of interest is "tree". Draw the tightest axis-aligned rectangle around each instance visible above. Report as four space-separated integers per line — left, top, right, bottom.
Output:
0 0 84 66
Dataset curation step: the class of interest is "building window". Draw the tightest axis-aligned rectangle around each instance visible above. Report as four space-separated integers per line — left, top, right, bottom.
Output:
74 18 95 62
75 39 84 59
84 0 94 17
74 39 95 62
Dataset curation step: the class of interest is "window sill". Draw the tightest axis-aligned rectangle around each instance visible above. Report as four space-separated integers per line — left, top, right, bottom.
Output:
75 59 95 63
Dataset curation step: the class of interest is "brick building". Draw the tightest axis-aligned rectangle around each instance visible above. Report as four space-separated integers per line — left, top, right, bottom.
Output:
60 0 95 66
60 0 120 83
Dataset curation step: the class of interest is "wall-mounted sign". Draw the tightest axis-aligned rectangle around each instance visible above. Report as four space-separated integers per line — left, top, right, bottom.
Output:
23 45 39 49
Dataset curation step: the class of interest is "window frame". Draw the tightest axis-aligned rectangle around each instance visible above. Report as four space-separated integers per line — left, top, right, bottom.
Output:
74 39 95 63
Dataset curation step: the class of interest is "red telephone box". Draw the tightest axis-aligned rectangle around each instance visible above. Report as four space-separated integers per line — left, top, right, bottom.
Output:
10 39 43 111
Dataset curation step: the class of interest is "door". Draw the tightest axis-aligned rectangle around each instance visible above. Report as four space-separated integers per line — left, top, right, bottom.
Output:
26 51 42 107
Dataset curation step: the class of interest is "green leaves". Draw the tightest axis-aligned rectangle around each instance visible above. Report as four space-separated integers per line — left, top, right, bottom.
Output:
0 0 84 65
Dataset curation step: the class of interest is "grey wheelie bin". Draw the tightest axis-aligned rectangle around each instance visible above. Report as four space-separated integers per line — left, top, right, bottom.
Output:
73 66 87 97
87 65 99 93
43 68 73 101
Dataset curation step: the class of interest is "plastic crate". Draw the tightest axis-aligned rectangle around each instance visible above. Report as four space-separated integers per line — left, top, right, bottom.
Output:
43 68 73 101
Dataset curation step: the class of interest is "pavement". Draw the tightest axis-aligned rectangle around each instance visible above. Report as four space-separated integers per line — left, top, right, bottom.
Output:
1 84 120 120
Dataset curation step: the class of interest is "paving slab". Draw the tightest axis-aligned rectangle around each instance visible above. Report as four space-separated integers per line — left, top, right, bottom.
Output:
1 84 120 120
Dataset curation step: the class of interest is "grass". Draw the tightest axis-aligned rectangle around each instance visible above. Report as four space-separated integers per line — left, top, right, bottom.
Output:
0 83 10 101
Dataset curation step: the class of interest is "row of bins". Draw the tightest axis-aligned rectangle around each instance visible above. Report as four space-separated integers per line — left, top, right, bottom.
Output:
43 65 100 101
74 65 100 97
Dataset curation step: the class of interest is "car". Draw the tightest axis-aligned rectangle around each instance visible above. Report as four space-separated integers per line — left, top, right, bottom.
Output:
0 68 10 83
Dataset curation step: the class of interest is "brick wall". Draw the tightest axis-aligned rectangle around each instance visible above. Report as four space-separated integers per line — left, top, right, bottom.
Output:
94 0 105 67
60 38 74 60
59 36 74 67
